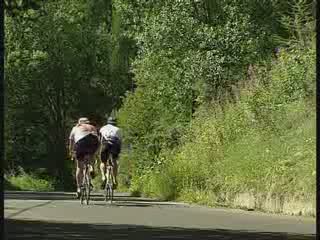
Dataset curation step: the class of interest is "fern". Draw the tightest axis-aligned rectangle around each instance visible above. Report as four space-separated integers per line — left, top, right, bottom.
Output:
273 0 315 50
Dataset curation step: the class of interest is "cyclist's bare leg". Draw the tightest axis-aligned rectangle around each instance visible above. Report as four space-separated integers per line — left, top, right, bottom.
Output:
112 158 118 187
82 154 94 189
100 162 106 182
85 154 93 175
76 158 85 193
106 165 111 185
83 155 89 175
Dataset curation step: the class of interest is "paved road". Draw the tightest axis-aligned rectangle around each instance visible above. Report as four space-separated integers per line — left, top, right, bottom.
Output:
4 191 316 240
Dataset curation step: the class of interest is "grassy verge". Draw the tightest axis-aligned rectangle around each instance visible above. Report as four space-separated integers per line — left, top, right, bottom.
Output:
129 98 315 215
127 46 316 215
5 169 55 192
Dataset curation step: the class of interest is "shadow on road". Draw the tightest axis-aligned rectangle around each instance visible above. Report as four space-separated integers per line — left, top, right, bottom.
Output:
6 201 53 218
92 201 163 208
5 192 185 209
4 192 166 203
5 219 315 240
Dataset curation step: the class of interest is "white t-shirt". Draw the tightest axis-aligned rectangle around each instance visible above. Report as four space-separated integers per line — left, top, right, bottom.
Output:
69 124 98 143
100 124 121 141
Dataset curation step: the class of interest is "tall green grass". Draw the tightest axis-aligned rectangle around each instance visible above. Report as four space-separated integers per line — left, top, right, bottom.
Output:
5 167 54 192
129 46 316 207
135 99 315 202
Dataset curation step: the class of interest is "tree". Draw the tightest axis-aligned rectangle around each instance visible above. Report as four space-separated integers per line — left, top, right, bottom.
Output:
4 0 133 187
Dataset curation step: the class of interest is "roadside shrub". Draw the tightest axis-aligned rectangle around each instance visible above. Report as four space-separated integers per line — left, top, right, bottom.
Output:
5 167 54 192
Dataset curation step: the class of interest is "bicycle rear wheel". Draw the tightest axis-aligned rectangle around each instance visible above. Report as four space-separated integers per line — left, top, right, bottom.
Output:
105 184 110 202
80 186 85 205
110 182 114 203
85 167 91 205
105 167 113 203
109 155 114 203
80 166 91 205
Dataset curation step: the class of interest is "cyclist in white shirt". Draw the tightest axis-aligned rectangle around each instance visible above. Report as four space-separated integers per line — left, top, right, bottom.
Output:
99 117 122 189
69 117 99 198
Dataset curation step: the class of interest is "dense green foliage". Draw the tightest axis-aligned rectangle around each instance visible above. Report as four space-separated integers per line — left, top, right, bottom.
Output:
5 0 315 208
5 0 133 188
132 48 315 203
5 167 54 191
116 0 316 207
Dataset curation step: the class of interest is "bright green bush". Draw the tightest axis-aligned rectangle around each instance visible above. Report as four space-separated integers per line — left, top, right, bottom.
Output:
5 168 54 192
118 0 316 210
134 44 315 205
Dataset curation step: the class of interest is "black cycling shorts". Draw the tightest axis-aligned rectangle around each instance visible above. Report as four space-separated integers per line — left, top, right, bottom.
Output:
75 134 99 161
100 137 121 163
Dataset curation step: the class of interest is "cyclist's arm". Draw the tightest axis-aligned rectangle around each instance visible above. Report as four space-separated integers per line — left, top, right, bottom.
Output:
69 127 75 158
69 139 74 157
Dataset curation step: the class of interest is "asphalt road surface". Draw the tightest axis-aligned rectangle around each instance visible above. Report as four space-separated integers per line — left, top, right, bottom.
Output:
4 191 316 240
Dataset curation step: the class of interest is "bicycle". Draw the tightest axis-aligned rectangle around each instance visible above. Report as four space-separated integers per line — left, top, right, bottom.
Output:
80 155 92 205
104 154 115 203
